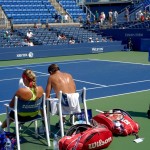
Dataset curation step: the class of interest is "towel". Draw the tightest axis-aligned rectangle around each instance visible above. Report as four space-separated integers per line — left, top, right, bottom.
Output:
62 93 81 114
50 93 81 116
19 78 28 89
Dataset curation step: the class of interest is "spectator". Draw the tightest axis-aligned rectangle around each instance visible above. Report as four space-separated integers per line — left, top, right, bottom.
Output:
127 38 133 51
108 10 113 26
86 13 91 25
21 39 29 46
64 13 69 23
124 8 129 22
3 31 11 40
109 37 113 42
45 23 51 31
95 10 99 22
99 12 106 26
88 37 94 43
28 41 34 46
101 37 107 42
77 15 83 23
113 11 118 24
0 69 44 129
58 33 67 40
95 38 100 42
69 37 75 44
54 12 59 23
33 23 38 28
136 10 143 21
26 30 33 41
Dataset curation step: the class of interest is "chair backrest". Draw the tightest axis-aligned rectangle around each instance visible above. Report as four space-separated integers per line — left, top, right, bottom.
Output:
59 87 89 137
15 97 42 114
47 87 89 137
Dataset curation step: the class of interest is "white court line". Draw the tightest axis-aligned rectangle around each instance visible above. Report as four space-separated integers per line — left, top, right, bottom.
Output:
1 88 150 105
16 67 49 75
1 67 108 87
83 79 150 91
87 89 150 101
0 58 149 71
0 74 48 82
74 79 107 87
89 59 150 66
0 113 6 116
17 60 92 68
0 59 91 70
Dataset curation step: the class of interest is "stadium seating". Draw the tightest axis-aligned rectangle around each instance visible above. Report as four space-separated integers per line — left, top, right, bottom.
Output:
59 0 87 22
0 25 123 48
1 0 56 24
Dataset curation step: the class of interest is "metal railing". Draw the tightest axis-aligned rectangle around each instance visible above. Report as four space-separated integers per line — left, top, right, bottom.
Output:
84 0 132 3
0 6 9 28
76 0 95 21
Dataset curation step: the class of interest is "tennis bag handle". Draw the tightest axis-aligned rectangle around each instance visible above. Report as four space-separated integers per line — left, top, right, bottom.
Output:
93 108 140 136
59 124 113 150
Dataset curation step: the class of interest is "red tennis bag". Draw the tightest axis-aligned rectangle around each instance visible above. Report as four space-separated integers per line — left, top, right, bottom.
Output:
92 109 140 136
59 124 113 150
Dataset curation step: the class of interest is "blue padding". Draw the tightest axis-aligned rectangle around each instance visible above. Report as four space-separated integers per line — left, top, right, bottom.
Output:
0 42 124 60
140 38 150 52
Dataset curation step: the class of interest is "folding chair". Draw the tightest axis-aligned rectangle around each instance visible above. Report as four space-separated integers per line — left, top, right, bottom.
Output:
4 93 50 150
46 87 90 138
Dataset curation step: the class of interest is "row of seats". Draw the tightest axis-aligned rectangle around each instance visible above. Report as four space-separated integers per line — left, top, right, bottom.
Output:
0 26 104 47
0 0 87 24
59 0 87 22
1 0 57 23
112 20 150 29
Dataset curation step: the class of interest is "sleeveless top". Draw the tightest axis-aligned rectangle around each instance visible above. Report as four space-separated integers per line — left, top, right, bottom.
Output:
18 88 39 117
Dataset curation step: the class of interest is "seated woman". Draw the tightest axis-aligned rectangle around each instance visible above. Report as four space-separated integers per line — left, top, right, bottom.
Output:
58 33 67 40
1 69 44 129
69 37 75 44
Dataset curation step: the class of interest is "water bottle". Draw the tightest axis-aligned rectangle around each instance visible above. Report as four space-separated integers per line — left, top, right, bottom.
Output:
53 134 59 150
0 122 6 149
5 138 12 150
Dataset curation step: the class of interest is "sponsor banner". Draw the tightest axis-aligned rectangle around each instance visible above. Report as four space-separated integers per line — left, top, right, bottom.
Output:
0 42 123 60
16 52 34 58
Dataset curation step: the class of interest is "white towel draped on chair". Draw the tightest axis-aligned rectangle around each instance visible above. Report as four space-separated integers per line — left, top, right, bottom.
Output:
50 93 81 115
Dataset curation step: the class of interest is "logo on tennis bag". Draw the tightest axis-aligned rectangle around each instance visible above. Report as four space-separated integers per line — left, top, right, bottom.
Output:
92 109 140 136
59 124 113 150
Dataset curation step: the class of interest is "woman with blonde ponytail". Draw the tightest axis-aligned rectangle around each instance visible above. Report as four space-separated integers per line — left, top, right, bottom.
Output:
1 69 44 129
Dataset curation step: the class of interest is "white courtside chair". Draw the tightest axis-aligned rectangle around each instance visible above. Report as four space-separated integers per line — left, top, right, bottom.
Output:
46 87 89 137
5 93 50 150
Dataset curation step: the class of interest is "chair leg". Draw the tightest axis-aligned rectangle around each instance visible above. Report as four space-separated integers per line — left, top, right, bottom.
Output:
6 106 10 132
15 111 21 150
47 100 50 133
34 120 38 138
72 115 75 125
58 103 64 137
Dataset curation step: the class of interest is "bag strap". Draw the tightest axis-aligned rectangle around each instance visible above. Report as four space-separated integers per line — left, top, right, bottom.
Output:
66 124 92 136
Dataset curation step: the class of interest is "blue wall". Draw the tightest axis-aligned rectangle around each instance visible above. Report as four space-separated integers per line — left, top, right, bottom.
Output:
140 38 150 52
0 42 124 60
99 28 150 51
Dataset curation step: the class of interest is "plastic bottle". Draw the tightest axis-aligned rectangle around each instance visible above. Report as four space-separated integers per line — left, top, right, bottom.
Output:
5 138 12 150
0 122 6 150
53 134 59 150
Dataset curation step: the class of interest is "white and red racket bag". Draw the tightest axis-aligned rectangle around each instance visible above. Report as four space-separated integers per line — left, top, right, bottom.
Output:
59 124 113 150
92 109 140 136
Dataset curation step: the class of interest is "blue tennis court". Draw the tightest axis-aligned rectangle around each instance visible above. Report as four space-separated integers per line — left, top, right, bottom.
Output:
1 59 150 114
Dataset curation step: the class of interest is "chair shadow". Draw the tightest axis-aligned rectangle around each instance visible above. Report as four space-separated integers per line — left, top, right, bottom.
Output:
10 126 49 146
50 123 72 138
127 111 148 118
